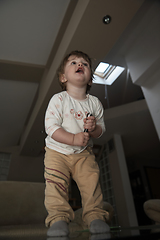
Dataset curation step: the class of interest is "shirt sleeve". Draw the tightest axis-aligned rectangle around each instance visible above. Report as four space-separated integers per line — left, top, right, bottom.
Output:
94 98 106 137
45 94 63 138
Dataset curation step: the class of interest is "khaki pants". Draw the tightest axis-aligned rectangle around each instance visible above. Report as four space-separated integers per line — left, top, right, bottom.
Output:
44 147 109 227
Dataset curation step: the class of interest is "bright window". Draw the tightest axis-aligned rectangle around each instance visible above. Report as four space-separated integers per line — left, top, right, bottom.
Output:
93 62 125 85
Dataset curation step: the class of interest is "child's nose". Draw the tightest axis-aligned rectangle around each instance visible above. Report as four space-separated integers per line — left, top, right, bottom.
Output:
78 62 83 66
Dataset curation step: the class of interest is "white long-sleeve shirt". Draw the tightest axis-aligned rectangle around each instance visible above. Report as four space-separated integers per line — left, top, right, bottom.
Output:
45 91 106 155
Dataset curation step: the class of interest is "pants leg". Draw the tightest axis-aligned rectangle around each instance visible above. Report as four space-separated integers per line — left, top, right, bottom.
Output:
72 148 109 227
44 147 74 227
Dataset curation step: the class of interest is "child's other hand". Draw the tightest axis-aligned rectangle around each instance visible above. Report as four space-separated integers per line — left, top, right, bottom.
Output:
83 116 96 133
73 132 89 146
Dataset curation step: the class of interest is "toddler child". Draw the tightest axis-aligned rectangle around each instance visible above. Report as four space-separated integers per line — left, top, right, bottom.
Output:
44 50 110 237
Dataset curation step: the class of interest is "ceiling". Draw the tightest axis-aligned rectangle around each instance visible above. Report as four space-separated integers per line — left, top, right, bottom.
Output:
0 0 160 159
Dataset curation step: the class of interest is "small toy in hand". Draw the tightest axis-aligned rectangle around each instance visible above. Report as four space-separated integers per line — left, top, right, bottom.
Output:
84 113 92 132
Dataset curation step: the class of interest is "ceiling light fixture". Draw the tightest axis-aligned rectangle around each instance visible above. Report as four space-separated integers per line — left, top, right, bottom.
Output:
103 15 111 24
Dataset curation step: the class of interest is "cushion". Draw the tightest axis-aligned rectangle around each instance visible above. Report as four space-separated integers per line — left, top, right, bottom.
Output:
0 181 47 226
143 199 160 223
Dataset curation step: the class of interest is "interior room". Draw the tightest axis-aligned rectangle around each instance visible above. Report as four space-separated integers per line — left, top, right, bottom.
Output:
0 0 160 239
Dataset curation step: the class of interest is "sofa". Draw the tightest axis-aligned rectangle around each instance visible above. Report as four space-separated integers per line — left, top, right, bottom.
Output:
0 181 114 238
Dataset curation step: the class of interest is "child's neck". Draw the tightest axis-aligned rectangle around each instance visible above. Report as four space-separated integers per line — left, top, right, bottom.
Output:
67 87 87 100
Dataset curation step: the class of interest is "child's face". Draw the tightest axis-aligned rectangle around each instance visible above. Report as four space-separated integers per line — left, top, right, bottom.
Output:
60 55 92 89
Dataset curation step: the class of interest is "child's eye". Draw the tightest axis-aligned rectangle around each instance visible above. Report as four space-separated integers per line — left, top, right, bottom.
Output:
83 62 89 67
71 61 76 65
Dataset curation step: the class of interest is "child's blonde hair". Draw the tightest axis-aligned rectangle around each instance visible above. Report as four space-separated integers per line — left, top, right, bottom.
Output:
57 50 93 92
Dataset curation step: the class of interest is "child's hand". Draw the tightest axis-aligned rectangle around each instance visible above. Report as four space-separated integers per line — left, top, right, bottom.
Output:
73 132 89 146
83 116 96 133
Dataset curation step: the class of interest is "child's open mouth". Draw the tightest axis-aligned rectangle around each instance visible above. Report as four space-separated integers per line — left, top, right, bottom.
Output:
76 67 84 73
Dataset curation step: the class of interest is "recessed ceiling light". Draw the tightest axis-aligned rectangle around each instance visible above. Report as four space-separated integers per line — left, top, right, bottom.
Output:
103 15 111 24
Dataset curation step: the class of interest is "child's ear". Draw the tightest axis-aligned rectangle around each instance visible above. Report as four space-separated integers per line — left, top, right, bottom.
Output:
60 74 67 83
88 78 92 86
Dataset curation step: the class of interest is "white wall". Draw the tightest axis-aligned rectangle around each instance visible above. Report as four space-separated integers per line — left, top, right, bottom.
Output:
109 135 139 236
126 1 160 140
